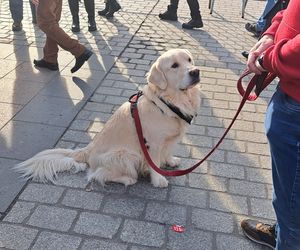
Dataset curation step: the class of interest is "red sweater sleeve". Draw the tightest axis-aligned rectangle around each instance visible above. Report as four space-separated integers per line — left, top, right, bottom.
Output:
262 9 300 80
263 10 284 37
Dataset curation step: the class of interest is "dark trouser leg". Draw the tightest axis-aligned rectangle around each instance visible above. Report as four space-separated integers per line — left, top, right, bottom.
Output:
68 0 80 32
30 0 37 24
169 0 179 9
186 0 201 20
84 0 97 31
9 0 23 22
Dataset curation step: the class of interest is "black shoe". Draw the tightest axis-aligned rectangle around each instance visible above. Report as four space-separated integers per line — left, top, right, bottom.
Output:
105 0 121 18
88 19 97 31
241 219 276 249
245 23 260 37
71 49 93 73
182 18 203 29
98 2 109 16
158 6 178 21
71 17 80 33
33 59 59 71
12 22 22 32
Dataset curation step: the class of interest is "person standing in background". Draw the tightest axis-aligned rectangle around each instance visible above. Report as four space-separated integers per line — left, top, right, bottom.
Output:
68 0 97 33
30 0 93 73
158 0 203 29
9 0 37 31
241 0 300 249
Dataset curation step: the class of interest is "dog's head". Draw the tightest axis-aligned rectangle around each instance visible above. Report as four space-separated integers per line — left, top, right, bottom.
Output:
147 49 200 91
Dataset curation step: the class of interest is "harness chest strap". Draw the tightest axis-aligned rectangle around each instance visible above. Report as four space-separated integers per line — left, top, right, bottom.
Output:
130 70 276 177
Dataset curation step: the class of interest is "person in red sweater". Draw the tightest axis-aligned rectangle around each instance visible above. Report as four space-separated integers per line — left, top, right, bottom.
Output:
241 0 300 249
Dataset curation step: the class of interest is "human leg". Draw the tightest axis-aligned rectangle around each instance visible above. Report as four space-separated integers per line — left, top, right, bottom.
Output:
68 0 80 32
158 0 178 21
182 0 203 29
105 0 121 18
265 86 300 250
36 0 92 72
29 0 37 24
256 0 278 31
83 0 97 31
9 0 23 31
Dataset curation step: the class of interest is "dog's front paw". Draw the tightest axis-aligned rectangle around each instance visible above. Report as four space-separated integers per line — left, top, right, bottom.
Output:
151 175 168 188
167 156 180 167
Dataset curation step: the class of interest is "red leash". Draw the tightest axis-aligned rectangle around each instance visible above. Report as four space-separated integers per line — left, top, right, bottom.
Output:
130 69 276 176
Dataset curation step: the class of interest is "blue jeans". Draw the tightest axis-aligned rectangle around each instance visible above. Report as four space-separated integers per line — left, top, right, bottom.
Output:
9 0 36 22
256 0 278 32
265 86 300 249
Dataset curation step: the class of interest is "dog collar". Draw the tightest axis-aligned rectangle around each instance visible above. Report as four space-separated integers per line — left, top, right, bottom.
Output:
158 97 194 124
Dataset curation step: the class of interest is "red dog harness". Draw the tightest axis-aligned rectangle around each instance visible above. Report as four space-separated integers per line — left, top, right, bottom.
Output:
130 69 276 176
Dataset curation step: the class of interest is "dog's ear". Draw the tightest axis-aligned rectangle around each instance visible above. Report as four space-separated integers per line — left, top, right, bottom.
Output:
147 61 167 90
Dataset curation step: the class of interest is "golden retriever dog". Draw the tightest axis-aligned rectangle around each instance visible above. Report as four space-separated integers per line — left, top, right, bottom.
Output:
16 49 201 188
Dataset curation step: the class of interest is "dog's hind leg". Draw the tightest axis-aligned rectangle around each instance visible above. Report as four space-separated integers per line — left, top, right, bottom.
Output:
87 150 140 186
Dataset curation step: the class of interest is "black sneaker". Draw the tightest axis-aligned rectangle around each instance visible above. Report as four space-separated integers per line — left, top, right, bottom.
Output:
105 0 121 18
33 59 59 71
182 18 203 29
241 219 276 249
158 6 178 21
245 23 260 37
12 21 22 32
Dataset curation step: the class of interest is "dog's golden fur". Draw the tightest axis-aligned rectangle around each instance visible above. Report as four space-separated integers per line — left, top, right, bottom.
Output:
16 49 201 187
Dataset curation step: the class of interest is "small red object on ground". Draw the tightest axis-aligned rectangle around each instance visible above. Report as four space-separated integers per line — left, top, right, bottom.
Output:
171 224 185 233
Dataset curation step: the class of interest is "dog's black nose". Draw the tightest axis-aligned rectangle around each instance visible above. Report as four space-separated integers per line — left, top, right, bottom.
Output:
189 68 200 78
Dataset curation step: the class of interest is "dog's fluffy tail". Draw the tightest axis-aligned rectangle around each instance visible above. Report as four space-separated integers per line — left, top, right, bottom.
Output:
15 148 88 183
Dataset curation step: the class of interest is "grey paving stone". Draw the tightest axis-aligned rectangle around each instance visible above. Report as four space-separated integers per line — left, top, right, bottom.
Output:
145 201 187 225
0 120 65 160
3 201 35 223
54 172 88 189
120 220 165 247
0 223 38 250
128 181 168 200
209 192 248 214
103 197 145 218
169 186 207 208
39 75 101 101
229 179 267 198
0 59 22 78
32 231 82 250
19 183 64 204
0 78 46 105
189 173 227 192
61 189 103 210
74 212 121 238
27 205 77 231
0 158 26 213
250 198 276 220
192 208 234 233
167 229 213 250
0 102 22 129
14 95 85 127
216 234 263 250
81 239 127 250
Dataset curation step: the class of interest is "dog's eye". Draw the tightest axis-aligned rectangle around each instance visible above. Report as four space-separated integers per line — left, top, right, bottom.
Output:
188 58 191 62
171 63 179 68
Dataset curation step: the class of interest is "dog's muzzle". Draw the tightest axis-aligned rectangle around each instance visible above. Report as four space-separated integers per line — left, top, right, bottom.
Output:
189 68 200 85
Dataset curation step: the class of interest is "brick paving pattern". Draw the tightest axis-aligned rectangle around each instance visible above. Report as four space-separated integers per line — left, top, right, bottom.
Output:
0 0 276 249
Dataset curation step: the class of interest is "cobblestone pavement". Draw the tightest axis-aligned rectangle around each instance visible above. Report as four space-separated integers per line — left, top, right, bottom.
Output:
0 0 276 249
